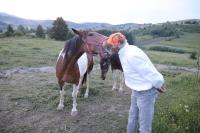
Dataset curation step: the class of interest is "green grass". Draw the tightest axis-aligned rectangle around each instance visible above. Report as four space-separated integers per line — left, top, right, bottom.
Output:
159 33 200 52
140 33 200 67
145 50 197 67
136 35 153 42
0 34 199 132
0 33 199 69
153 71 200 133
0 37 64 69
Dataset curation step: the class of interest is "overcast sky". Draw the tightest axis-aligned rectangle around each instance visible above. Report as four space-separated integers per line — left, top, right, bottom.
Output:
0 0 199 24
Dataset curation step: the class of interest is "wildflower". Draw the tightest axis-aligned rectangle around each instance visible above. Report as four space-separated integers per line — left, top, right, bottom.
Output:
184 105 189 108
185 109 189 112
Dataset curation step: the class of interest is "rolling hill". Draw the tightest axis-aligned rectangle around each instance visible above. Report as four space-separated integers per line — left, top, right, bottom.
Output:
0 12 149 31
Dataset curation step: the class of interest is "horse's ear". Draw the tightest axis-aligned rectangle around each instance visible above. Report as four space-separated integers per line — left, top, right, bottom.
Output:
72 28 82 36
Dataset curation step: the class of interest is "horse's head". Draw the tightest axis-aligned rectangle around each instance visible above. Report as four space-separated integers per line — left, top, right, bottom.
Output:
72 28 108 55
100 53 111 80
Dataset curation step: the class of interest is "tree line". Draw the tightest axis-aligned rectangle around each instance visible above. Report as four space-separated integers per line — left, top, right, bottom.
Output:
0 17 73 40
0 17 136 44
1 18 200 43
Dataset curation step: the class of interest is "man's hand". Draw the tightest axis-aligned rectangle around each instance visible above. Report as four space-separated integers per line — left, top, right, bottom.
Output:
157 85 166 93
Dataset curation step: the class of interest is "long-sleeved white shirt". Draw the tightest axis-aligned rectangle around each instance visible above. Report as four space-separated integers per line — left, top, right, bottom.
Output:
118 42 164 91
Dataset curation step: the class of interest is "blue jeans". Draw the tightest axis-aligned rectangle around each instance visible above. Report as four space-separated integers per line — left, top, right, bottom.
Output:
127 88 158 133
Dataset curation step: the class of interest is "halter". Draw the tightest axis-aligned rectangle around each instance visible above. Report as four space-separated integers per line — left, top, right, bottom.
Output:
83 39 104 56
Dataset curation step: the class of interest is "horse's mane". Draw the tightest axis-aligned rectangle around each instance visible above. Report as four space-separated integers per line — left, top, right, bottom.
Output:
63 35 83 58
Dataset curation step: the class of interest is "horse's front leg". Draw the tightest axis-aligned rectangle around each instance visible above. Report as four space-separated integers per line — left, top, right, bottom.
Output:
71 77 83 116
84 74 90 98
57 81 65 110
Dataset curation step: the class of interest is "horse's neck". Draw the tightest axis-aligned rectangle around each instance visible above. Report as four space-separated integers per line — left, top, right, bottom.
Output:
65 44 85 68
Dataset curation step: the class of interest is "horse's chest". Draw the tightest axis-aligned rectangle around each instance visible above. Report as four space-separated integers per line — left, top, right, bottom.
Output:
63 64 80 84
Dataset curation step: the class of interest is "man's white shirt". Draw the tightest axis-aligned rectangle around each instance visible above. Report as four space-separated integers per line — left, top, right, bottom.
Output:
118 41 164 91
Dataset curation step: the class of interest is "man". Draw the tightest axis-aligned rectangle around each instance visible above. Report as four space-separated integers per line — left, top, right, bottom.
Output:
103 33 166 133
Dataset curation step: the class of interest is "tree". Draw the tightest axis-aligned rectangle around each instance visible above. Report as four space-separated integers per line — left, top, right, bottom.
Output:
5 24 14 37
121 31 136 45
36 25 45 38
50 17 69 41
15 25 26 36
18 25 26 34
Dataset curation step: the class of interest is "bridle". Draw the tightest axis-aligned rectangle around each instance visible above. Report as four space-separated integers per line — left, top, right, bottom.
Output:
83 38 106 56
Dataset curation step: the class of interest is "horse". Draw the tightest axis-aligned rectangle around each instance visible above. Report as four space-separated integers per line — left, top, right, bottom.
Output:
100 53 125 92
56 28 107 116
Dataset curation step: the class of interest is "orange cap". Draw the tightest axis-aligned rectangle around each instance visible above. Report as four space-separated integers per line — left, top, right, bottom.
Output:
106 33 126 46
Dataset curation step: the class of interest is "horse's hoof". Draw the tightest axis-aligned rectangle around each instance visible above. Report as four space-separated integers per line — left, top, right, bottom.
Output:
57 104 64 110
71 111 78 116
84 94 88 98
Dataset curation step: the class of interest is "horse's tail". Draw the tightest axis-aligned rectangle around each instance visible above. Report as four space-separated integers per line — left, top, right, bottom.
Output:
82 73 87 85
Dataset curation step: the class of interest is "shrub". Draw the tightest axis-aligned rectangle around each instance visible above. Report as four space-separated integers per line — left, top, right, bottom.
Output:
149 46 186 54
14 30 24 36
189 51 197 60
0 33 6 38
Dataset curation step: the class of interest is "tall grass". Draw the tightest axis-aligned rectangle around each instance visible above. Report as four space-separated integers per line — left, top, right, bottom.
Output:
153 71 200 133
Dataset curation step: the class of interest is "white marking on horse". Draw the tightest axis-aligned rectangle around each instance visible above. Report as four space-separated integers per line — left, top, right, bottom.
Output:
57 48 65 62
112 70 117 90
71 53 89 115
71 77 83 116
57 89 65 110
112 70 124 91
84 73 90 98
77 53 88 77
119 72 124 92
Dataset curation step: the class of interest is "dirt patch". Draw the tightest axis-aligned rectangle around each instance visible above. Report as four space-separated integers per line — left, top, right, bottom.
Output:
0 69 130 133
0 64 197 79
0 65 102 79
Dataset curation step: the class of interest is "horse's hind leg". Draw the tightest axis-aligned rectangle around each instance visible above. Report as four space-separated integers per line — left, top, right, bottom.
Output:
57 80 65 110
71 77 83 116
119 71 124 92
112 70 117 91
84 74 90 98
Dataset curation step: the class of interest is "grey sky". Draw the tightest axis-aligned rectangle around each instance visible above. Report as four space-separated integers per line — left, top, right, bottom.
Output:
0 0 199 24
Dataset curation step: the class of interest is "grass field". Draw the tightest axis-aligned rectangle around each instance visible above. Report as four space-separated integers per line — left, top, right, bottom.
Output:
0 37 64 70
140 32 200 67
0 33 199 70
159 33 200 52
0 33 200 133
145 51 197 67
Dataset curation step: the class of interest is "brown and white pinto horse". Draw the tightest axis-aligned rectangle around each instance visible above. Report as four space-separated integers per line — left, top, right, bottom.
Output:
56 29 107 116
100 53 124 92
